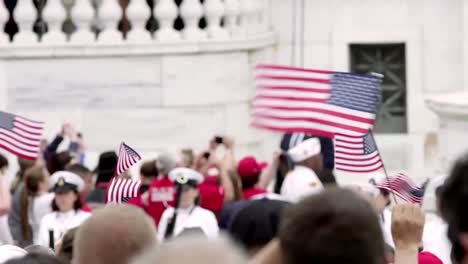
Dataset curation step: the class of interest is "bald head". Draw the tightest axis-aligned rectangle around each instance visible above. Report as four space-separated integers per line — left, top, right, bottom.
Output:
132 235 248 264
74 204 157 264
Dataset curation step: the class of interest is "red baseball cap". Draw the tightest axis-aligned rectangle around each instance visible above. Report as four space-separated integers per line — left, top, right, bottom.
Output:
237 156 268 178
418 252 443 264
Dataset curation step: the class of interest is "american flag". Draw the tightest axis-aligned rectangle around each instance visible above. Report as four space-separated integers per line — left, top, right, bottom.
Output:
114 142 142 177
252 64 382 138
376 173 424 204
0 111 44 160
335 131 383 173
106 177 141 203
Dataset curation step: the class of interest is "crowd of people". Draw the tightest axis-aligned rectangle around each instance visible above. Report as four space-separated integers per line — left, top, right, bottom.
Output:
0 122 466 264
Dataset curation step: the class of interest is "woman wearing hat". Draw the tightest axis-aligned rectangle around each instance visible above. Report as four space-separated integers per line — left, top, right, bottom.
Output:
157 168 219 242
37 171 91 248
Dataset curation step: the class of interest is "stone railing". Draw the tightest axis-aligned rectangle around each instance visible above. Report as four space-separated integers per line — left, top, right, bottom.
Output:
0 0 274 57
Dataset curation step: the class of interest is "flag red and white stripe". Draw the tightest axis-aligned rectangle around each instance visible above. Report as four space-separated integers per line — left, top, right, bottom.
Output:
114 142 142 177
252 64 382 138
334 131 383 173
0 111 44 160
106 177 141 203
376 173 424 204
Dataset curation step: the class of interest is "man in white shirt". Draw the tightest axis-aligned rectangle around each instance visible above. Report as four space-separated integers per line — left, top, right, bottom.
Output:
280 138 324 203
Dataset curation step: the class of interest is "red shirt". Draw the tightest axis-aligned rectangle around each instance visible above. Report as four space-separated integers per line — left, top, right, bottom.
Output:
143 176 224 226
242 187 267 200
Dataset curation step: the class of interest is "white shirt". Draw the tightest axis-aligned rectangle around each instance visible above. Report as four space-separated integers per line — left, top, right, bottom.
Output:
423 216 452 264
36 210 91 247
280 166 323 203
157 206 219 242
29 193 54 242
380 207 394 248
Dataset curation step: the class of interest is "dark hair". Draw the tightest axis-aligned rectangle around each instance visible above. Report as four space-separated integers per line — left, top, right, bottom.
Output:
47 151 72 174
140 160 159 178
378 189 391 207
317 169 337 185
440 153 468 262
65 164 91 179
4 253 65 264
20 166 48 241
279 188 385 264
52 190 83 212
0 153 8 170
57 227 78 264
240 173 260 189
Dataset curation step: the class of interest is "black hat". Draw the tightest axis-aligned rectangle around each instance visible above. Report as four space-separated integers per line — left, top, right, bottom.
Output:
229 199 290 248
94 151 118 184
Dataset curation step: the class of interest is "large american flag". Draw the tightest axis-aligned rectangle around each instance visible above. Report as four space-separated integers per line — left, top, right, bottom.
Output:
0 111 44 160
114 142 142 177
252 64 382 138
376 173 424 204
335 131 383 173
106 177 141 203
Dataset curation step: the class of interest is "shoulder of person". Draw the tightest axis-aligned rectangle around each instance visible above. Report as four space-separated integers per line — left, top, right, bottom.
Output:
161 207 175 217
76 210 92 219
194 206 216 219
40 212 56 224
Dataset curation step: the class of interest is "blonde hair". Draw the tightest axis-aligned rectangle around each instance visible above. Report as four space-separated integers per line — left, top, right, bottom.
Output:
74 204 157 264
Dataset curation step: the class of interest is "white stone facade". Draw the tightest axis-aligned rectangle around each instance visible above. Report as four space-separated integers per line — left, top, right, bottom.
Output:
1 0 467 184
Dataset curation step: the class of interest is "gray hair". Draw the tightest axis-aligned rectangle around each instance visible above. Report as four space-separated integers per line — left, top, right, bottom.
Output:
132 234 248 264
156 152 177 175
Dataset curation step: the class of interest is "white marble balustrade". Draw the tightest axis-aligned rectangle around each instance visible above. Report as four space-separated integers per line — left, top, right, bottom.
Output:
0 0 274 55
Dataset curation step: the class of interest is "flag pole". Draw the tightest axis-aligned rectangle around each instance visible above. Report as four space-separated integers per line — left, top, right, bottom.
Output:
369 130 398 204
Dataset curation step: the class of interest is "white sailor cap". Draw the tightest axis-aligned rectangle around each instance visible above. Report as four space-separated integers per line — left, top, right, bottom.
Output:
168 168 204 186
49 171 85 193
288 137 321 163
0 245 27 263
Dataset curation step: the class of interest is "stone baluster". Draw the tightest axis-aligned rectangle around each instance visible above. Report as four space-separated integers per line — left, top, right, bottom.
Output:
224 0 240 38
154 0 180 41
251 0 263 33
126 0 151 42
239 0 254 36
42 0 67 43
99 0 122 42
180 0 205 40
14 0 38 43
260 0 269 31
204 0 227 39
0 0 9 44
91 0 104 36
70 0 95 43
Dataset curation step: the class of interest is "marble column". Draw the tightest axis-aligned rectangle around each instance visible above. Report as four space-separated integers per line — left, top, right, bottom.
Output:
426 92 468 172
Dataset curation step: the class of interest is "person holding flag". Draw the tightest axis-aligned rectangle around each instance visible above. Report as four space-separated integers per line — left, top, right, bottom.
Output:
157 167 219 242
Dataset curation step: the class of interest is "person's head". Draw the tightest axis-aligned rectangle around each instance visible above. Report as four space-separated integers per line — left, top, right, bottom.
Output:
421 175 446 216
156 152 176 176
288 138 323 172
0 245 27 264
439 153 468 264
0 153 8 175
50 171 84 212
279 187 385 264
178 148 195 168
168 168 204 209
237 156 267 190
20 165 50 241
65 164 93 197
74 204 157 264
3 253 65 264
132 234 247 264
17 158 36 179
56 227 78 264
374 188 391 213
47 151 73 174
229 199 290 256
139 160 159 184
24 245 55 256
94 151 118 185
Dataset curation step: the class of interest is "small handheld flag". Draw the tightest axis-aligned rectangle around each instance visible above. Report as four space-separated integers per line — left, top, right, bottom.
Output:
106 177 141 203
0 111 44 160
252 64 382 138
376 173 424 204
114 142 142 177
